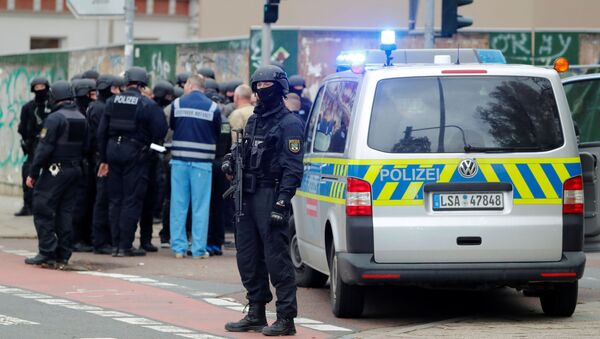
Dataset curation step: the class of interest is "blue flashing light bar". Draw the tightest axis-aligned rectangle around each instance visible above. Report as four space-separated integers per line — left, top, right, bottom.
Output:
380 30 396 45
336 48 506 72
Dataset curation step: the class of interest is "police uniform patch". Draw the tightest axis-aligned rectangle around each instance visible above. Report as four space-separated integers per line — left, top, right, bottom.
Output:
288 139 301 154
40 128 47 139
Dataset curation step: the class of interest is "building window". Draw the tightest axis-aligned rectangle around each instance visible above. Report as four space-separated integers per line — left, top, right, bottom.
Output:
30 37 62 49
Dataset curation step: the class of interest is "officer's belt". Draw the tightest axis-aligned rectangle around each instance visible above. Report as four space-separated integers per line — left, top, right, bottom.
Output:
46 160 80 168
111 135 146 148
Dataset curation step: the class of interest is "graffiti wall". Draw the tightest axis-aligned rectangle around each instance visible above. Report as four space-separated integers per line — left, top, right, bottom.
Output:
70 46 125 79
177 39 250 83
0 52 68 195
134 44 177 86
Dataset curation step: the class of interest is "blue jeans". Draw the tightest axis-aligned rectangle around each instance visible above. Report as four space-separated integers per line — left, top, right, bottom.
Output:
169 160 212 256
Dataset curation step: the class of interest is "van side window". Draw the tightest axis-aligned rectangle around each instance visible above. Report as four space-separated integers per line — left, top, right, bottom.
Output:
305 86 325 153
314 81 358 153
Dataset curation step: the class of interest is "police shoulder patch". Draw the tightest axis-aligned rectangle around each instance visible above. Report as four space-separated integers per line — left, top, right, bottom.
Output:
288 139 301 154
40 128 47 139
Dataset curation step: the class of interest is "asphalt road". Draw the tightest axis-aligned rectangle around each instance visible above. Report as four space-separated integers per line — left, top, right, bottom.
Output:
1 238 599 338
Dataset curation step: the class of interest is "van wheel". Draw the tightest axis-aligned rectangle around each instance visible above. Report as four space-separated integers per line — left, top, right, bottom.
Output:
289 216 328 288
539 281 578 317
329 243 364 318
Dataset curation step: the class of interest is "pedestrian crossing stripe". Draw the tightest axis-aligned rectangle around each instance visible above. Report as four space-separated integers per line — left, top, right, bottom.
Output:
298 157 582 206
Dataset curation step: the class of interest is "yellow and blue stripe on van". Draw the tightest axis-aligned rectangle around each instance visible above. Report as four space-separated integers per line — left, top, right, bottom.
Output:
297 157 582 206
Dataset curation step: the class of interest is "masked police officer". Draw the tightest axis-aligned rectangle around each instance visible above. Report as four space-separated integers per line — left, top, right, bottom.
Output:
89 75 120 254
16 77 51 216
224 65 304 336
24 80 87 268
97 67 168 257
288 75 312 124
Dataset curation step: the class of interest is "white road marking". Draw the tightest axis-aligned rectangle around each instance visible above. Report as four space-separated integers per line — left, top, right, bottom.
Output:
3 250 37 257
176 334 228 339
61 304 104 311
15 293 51 299
36 298 77 305
226 306 246 312
203 298 242 307
78 272 140 279
143 325 194 333
295 317 323 324
87 311 132 317
122 277 157 283
303 324 352 332
113 317 162 325
147 282 180 287
0 287 27 294
190 292 217 297
584 277 599 281
0 314 39 326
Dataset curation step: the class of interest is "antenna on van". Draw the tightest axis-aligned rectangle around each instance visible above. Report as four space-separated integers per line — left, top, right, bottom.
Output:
456 44 461 65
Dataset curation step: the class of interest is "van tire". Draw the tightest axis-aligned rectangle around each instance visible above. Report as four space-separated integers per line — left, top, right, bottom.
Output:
329 243 364 318
539 281 578 317
289 216 328 288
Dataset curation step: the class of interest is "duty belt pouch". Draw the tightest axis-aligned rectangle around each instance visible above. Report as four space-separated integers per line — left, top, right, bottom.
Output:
249 139 265 170
243 174 257 194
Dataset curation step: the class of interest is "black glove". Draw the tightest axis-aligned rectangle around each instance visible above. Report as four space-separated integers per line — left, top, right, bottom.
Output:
270 199 290 227
221 153 234 175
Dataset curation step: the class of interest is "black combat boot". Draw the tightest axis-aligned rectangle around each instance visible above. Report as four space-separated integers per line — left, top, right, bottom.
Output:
14 206 32 216
262 317 296 336
224 303 267 332
24 254 56 267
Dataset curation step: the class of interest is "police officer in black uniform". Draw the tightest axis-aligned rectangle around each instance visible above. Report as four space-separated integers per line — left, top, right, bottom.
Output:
136 80 175 253
24 80 87 268
71 78 98 252
175 72 191 89
224 65 304 336
288 75 312 124
15 77 51 216
97 67 168 257
89 75 120 254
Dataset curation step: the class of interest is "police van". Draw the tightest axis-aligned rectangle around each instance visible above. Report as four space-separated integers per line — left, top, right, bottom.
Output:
290 33 586 318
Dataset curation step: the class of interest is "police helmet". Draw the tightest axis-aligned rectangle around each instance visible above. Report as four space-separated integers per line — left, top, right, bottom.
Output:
82 69 100 80
49 80 74 102
72 79 97 97
270 60 285 71
226 79 244 93
124 67 149 86
153 80 175 99
30 77 50 93
204 78 220 92
250 65 289 94
113 76 125 88
198 68 215 80
96 75 115 91
176 72 191 86
173 86 184 98
70 73 83 81
289 75 306 88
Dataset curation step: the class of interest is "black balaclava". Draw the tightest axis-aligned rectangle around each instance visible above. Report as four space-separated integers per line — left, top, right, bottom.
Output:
154 97 172 108
34 89 49 103
257 83 283 108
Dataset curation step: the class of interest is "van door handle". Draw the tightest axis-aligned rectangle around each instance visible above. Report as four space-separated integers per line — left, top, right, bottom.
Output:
457 237 482 246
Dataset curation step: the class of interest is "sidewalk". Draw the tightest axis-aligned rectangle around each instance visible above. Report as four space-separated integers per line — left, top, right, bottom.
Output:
0 195 37 238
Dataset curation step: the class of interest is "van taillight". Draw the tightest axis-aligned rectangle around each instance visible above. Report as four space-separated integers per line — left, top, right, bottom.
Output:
563 176 584 214
346 177 372 216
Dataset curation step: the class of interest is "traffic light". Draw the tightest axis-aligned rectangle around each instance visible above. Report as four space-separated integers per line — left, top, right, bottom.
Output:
264 0 280 24
441 0 473 38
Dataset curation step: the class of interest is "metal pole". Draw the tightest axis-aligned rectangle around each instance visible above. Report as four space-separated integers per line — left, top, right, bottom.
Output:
424 0 435 48
261 0 272 66
125 0 135 69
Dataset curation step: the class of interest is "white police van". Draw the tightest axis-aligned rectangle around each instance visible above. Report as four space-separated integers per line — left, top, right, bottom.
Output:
290 32 586 318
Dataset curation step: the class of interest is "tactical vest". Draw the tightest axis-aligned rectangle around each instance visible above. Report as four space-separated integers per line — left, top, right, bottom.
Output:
109 92 140 134
51 106 86 161
215 113 231 159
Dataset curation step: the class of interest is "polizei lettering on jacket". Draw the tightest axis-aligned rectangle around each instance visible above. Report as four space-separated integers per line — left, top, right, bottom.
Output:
380 167 441 182
114 95 139 105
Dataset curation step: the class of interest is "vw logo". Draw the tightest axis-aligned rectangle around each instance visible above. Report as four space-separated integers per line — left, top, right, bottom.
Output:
458 159 478 178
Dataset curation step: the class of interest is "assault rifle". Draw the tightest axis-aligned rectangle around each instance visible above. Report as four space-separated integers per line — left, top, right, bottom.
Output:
222 129 244 223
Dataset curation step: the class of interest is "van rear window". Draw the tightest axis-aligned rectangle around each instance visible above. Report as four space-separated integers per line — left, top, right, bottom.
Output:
368 76 563 153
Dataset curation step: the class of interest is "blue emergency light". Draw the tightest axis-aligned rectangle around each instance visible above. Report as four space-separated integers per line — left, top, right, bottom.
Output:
379 30 397 66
